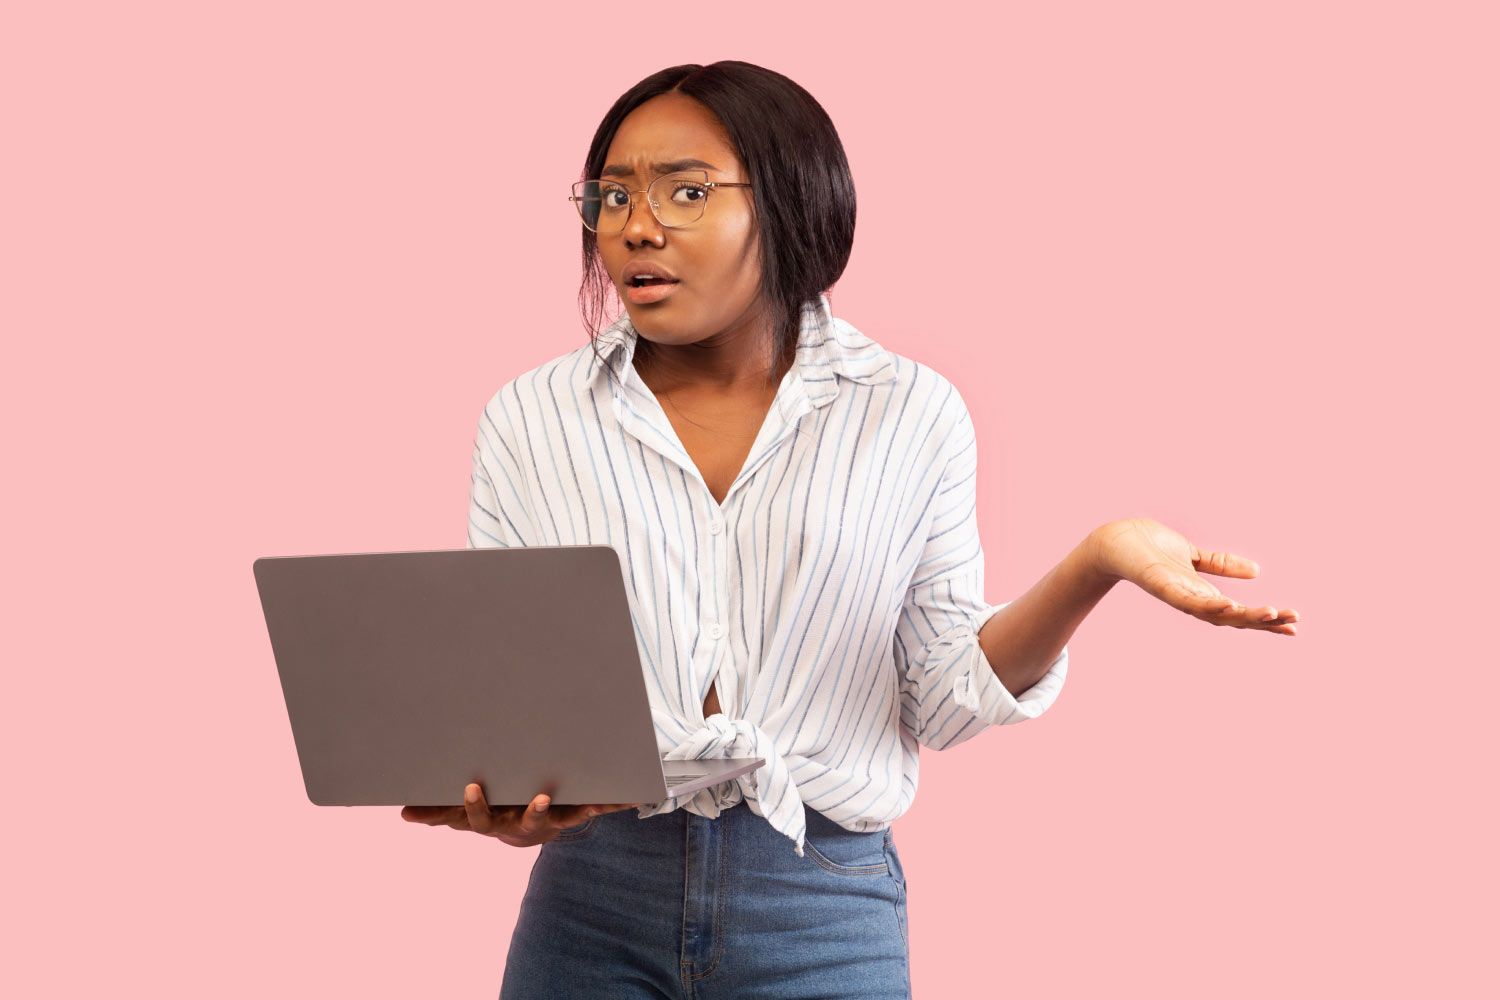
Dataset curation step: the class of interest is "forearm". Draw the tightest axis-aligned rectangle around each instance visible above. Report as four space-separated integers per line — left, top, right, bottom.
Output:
977 530 1118 696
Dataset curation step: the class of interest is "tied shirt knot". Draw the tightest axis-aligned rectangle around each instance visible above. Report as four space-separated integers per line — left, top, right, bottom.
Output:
637 713 807 858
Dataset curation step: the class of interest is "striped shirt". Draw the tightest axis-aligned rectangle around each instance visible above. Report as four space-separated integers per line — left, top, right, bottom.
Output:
466 293 1069 857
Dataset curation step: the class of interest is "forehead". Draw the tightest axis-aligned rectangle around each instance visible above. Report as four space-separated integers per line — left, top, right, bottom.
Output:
602 93 741 177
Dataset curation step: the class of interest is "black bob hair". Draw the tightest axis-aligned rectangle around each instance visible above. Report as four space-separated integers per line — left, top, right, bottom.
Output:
577 60 857 385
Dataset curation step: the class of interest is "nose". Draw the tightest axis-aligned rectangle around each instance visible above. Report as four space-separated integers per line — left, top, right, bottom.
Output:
622 189 665 247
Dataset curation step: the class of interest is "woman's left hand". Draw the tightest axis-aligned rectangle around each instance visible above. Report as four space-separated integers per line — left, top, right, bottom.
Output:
1086 518 1300 635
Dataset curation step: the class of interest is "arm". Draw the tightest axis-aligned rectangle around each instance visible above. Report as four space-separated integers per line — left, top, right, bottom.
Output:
976 531 1118 698
980 515 1304 699
467 390 539 549
894 385 1081 750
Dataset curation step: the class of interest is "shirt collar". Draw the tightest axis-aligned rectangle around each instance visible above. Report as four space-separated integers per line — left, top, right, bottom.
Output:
585 292 896 400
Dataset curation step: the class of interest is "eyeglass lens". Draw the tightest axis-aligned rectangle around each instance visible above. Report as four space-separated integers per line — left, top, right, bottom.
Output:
572 171 711 233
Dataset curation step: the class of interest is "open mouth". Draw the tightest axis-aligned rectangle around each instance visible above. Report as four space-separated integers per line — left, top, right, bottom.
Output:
624 276 681 304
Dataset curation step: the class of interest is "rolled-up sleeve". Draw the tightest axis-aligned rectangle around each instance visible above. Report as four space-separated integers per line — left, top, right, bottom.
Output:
894 391 1069 751
466 391 539 549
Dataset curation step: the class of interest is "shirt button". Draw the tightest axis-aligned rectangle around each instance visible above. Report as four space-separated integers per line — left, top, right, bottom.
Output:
709 519 723 534
708 622 723 640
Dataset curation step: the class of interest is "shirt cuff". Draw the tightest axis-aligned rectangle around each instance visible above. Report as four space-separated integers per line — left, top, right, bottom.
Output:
953 600 1070 725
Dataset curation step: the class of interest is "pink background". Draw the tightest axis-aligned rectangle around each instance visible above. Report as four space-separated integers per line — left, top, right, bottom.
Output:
6 1 1496 996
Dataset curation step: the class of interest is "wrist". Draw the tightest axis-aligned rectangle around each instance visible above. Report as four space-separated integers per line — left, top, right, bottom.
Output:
1080 523 1125 586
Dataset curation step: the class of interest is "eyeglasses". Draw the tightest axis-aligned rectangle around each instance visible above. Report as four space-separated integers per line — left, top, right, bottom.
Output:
569 170 752 234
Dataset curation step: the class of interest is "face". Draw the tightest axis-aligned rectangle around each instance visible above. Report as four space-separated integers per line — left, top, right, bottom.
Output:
595 92 765 353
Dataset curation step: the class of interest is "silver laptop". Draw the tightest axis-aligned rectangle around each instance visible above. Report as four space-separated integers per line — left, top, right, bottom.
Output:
252 545 762 807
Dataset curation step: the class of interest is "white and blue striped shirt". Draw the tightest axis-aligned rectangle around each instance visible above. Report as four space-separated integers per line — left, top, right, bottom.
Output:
467 293 1069 857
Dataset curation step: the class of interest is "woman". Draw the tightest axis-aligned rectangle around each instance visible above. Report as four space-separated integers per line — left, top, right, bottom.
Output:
402 61 1300 999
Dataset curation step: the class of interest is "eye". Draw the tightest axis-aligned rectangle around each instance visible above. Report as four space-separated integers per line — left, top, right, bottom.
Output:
671 182 707 205
601 185 630 208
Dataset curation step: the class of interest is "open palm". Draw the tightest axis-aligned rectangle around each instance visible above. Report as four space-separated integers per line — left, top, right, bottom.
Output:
1089 518 1300 635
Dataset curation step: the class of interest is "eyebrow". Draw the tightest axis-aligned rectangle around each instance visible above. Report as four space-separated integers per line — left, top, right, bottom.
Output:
599 157 720 179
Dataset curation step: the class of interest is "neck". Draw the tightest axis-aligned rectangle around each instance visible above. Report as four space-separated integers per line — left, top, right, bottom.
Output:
633 306 789 394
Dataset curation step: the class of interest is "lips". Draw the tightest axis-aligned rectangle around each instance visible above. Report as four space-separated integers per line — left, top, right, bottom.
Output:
624 279 681 304
621 262 680 286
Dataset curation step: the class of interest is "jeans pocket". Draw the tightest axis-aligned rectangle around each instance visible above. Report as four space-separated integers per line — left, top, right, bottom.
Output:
802 828 891 877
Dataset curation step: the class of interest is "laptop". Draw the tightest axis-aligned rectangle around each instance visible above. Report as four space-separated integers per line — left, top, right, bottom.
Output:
252 545 763 807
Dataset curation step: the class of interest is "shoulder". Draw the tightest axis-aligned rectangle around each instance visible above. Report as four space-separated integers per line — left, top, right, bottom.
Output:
476 341 601 430
866 342 973 447
828 314 964 407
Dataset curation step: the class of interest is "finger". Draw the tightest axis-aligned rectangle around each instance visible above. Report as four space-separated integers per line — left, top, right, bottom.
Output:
517 793 553 837
464 783 495 835
1255 614 1300 635
402 805 463 825
1175 578 1234 616
550 805 597 828
1247 618 1298 635
1241 604 1303 624
546 801 631 829
1206 600 1268 623
429 809 471 830
1202 598 1273 627
1211 604 1303 633
1194 550 1261 579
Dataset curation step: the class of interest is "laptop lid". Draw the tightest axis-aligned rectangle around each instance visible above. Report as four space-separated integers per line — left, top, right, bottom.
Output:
253 545 752 808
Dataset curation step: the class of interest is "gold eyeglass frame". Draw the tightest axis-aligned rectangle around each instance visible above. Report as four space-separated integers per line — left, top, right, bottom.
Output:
569 169 753 234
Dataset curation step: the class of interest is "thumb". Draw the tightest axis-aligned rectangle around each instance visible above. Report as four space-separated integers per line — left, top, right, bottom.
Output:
1195 549 1261 579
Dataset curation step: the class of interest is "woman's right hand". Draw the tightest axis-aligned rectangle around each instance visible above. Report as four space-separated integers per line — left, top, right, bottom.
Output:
400 783 642 848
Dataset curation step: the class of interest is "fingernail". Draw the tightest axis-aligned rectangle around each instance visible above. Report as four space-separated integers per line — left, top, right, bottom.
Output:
465 786 478 803
535 797 549 812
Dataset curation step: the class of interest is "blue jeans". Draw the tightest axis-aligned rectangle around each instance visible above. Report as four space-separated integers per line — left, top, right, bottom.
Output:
499 800 911 999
